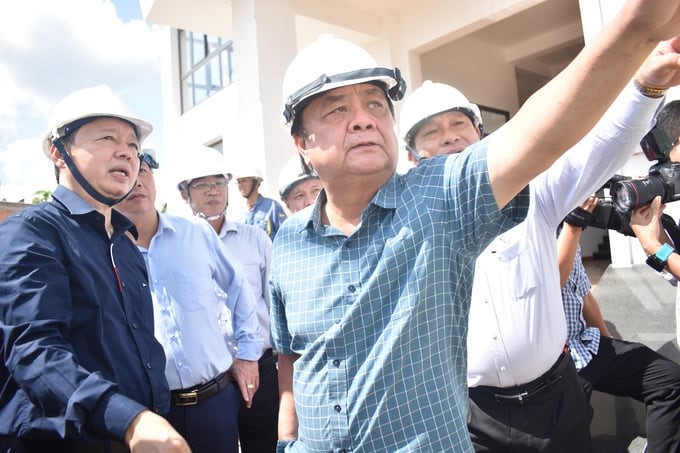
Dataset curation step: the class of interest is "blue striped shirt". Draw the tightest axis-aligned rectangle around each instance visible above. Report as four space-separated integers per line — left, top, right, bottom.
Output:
561 246 600 371
217 219 272 352
270 140 528 452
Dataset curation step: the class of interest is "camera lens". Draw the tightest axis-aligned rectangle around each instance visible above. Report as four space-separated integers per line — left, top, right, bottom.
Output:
611 177 665 212
612 184 635 211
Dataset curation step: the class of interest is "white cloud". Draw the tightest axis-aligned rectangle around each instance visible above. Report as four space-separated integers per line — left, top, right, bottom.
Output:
1 139 55 203
0 0 164 202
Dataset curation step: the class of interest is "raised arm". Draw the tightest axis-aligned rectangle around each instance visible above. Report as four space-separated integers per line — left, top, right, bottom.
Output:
489 2 680 208
558 197 599 286
557 223 586 287
631 196 680 277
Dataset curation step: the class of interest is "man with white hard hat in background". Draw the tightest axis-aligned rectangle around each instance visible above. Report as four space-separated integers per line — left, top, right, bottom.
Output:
277 155 323 214
0 85 189 452
115 148 262 453
400 32 680 451
270 3 680 450
400 80 484 163
174 145 278 453
235 164 287 240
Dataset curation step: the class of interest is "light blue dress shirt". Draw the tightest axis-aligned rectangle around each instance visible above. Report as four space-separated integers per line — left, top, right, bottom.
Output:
140 213 262 390
217 219 272 352
270 141 528 453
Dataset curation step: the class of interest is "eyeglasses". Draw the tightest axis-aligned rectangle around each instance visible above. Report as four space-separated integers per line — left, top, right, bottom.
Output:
190 180 229 192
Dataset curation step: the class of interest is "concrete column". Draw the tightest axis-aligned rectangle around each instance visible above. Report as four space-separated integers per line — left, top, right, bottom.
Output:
578 0 648 268
231 0 298 198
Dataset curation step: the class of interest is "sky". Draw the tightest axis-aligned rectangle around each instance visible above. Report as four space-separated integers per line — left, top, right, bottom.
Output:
0 0 164 202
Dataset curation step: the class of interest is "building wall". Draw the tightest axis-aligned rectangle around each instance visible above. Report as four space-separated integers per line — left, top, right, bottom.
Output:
420 36 521 118
0 202 30 222
144 0 678 264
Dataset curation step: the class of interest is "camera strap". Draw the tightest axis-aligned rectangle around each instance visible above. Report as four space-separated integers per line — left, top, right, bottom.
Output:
661 214 680 250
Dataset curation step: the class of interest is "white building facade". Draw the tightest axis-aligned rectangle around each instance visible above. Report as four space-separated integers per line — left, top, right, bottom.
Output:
138 0 678 267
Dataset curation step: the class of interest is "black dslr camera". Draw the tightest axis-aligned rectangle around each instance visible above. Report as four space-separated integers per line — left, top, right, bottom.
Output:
610 124 680 212
567 176 635 236
564 124 678 237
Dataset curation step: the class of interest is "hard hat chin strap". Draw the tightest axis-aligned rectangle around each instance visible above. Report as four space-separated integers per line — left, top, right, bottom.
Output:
406 145 424 162
185 190 227 222
243 183 258 200
53 139 135 207
195 210 226 222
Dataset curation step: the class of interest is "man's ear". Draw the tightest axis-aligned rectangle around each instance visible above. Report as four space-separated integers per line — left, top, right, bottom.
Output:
407 151 418 165
294 135 312 170
49 143 66 168
475 126 483 140
669 135 680 163
179 190 190 203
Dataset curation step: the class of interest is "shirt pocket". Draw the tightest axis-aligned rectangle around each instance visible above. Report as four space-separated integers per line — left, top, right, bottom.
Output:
169 270 217 313
490 237 539 301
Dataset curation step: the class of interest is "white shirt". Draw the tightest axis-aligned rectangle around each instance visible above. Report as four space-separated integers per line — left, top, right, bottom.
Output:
467 83 661 388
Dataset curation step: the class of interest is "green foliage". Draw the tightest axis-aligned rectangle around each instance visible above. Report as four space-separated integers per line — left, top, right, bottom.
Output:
32 190 52 204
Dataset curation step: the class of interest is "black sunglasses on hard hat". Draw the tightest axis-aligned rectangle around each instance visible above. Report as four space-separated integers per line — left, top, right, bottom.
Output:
140 153 159 170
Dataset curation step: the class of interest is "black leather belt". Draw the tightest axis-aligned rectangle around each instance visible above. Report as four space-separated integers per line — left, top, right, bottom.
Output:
471 351 570 406
171 370 232 406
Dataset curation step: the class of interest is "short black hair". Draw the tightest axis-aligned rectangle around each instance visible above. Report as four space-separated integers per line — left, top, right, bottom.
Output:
657 100 680 144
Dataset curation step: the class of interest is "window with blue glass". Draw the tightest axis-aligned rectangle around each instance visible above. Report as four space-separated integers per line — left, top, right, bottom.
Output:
179 30 234 112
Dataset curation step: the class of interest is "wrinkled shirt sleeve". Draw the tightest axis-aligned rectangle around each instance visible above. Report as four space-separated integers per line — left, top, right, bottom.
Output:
209 223 263 360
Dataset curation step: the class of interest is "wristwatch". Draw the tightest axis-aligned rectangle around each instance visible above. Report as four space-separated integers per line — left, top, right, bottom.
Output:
646 243 676 272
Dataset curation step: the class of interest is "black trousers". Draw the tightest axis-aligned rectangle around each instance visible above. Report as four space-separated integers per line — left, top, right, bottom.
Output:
237 349 279 453
468 352 593 452
578 336 680 453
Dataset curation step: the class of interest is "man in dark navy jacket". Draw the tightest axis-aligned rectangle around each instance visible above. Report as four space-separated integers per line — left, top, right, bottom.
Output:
0 86 189 452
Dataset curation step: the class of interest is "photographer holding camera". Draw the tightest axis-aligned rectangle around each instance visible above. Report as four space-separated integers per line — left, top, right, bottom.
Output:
560 196 680 451
630 100 680 348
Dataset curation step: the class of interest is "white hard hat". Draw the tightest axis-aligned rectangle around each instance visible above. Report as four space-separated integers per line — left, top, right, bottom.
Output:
278 155 318 199
176 145 232 190
140 148 160 169
399 80 483 147
42 85 153 157
281 34 406 131
234 164 263 181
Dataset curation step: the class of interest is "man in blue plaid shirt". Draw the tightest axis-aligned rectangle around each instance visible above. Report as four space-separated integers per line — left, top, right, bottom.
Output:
271 4 680 451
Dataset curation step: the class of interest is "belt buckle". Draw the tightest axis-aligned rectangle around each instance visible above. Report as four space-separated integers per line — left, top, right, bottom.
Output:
494 389 529 405
174 390 199 406
513 390 529 404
